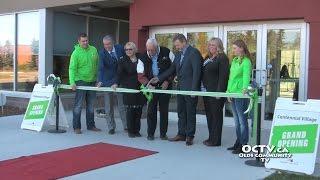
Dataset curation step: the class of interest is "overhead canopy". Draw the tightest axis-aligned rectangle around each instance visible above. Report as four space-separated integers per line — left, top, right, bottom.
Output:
0 0 133 14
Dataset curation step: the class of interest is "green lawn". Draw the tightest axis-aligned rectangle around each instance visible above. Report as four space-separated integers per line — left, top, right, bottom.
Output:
265 171 320 180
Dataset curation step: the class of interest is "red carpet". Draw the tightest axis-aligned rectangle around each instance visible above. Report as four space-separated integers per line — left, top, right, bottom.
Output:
0 142 157 180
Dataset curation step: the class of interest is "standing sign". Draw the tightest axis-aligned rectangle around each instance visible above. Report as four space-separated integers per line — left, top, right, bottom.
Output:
21 84 68 132
265 98 320 175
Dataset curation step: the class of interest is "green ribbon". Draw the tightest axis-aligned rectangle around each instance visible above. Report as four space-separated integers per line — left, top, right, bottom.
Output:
59 83 258 144
140 84 153 102
59 84 140 93
249 89 259 146
47 74 61 95
58 84 256 114
59 84 250 98
244 88 258 114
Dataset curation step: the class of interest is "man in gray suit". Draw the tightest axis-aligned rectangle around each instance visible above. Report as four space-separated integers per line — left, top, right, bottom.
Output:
150 34 202 146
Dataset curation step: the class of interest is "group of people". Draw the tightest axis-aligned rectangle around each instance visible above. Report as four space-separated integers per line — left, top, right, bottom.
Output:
68 32 252 154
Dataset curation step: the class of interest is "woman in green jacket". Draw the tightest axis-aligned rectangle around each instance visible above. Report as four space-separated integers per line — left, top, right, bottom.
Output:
226 40 252 154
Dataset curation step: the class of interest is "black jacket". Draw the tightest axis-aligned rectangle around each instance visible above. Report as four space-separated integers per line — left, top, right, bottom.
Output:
202 53 229 92
117 55 146 106
138 46 172 87
159 45 202 91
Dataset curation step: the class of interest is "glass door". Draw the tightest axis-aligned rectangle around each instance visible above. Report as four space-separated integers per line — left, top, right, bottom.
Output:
149 22 308 123
149 27 185 114
150 26 219 58
223 25 262 118
184 26 219 113
262 23 307 121
150 26 219 114
184 26 219 58
149 27 183 53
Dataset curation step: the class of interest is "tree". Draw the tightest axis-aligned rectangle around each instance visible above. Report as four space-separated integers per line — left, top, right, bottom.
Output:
196 32 209 59
27 39 39 70
0 40 14 70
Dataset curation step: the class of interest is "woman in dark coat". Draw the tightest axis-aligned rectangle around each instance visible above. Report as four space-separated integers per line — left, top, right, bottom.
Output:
202 37 230 146
117 42 146 138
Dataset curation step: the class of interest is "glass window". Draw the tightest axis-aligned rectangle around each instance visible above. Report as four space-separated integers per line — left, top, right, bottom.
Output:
155 33 179 112
155 32 209 114
225 30 257 117
53 55 70 85
17 12 40 92
265 29 300 120
53 12 87 85
226 30 257 66
119 22 129 45
53 12 87 55
187 32 215 58
155 33 179 53
187 32 215 113
89 17 118 51
0 15 15 90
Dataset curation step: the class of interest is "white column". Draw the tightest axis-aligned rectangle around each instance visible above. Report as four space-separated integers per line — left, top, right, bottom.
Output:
38 8 53 85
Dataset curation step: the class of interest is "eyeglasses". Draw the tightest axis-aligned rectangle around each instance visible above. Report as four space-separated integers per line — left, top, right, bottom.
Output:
125 48 133 51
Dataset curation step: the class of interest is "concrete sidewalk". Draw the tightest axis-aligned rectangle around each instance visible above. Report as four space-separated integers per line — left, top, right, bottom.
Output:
0 110 280 180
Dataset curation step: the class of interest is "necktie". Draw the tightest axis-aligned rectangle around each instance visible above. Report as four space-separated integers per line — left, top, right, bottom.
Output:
179 52 184 66
110 52 117 61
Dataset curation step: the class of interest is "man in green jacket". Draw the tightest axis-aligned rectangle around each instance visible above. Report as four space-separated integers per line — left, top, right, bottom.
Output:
69 33 101 134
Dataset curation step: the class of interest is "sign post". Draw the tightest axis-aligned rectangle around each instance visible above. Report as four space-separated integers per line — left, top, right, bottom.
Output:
245 88 265 167
47 91 66 133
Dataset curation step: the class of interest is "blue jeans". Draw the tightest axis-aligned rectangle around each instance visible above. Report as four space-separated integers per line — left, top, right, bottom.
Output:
73 81 96 129
231 98 249 145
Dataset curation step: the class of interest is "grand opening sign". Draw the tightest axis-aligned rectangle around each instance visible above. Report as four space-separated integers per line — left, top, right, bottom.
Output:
265 98 320 175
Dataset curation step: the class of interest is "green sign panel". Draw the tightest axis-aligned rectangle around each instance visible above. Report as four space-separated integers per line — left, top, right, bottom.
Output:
270 124 318 153
25 100 49 120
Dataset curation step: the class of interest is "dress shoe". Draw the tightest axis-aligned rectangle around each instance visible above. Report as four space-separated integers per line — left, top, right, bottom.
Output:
203 139 221 147
74 129 82 134
147 135 155 141
160 135 168 140
203 140 215 146
232 146 244 154
227 143 240 150
227 146 237 150
88 127 101 132
202 139 210 144
108 129 115 135
135 132 142 137
128 133 135 138
168 135 186 141
186 137 194 146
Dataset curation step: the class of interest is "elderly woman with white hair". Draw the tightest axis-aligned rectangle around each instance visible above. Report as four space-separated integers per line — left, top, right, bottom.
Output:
117 42 146 138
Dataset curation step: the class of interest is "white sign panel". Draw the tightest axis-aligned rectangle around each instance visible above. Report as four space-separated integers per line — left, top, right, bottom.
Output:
265 98 320 175
21 84 68 132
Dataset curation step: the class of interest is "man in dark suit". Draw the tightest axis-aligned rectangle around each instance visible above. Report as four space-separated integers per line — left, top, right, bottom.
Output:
150 34 202 146
97 35 127 135
137 38 172 141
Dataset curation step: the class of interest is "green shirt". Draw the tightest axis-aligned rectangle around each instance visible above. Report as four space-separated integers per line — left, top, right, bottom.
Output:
227 56 252 93
69 44 99 85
